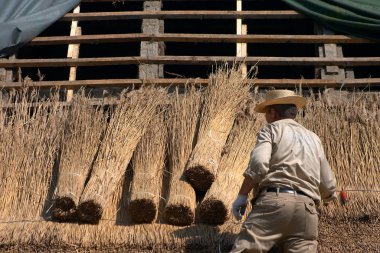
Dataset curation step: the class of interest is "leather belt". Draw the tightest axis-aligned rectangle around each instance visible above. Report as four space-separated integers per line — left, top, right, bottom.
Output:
264 187 309 197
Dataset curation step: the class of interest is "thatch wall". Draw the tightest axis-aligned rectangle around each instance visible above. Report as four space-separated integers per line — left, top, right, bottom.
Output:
0 77 379 252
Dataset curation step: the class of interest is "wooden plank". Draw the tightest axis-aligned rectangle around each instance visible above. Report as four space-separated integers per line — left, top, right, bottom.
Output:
61 10 304 21
236 0 243 58
66 5 82 102
2 56 380 68
28 34 374 46
81 0 253 2
241 24 247 76
2 78 380 89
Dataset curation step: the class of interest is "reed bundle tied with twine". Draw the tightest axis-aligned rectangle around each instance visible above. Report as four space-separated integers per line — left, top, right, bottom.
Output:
300 91 380 219
163 88 201 226
51 94 106 222
185 65 251 191
77 88 164 224
0 89 65 222
127 111 167 224
198 100 264 225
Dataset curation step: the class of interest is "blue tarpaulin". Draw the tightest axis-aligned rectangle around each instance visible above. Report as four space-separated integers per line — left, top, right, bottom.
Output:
0 0 80 57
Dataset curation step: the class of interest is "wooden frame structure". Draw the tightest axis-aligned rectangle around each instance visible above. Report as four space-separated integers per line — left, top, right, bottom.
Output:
1 0 379 91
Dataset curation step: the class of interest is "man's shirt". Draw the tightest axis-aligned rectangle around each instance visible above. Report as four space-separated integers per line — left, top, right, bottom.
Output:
244 119 336 201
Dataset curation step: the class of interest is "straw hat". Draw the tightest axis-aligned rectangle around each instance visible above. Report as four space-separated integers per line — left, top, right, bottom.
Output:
254 89 306 113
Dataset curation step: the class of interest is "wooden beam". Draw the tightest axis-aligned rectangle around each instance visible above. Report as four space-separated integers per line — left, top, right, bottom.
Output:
28 34 374 46
2 56 380 68
81 0 253 2
2 78 380 89
66 5 81 102
61 11 304 21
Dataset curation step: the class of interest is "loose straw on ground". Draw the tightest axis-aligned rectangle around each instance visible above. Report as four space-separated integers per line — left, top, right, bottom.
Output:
185 65 251 191
77 88 164 224
51 94 105 222
163 88 201 226
128 111 167 223
198 100 264 225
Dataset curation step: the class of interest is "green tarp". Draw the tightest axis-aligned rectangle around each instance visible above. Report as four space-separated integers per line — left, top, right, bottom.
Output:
0 0 80 57
282 0 380 41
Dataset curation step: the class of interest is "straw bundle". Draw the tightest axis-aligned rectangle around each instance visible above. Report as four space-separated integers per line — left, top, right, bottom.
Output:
51 94 105 222
163 88 201 226
128 112 167 223
198 101 264 225
185 65 251 191
77 88 164 224
300 91 380 219
0 89 65 221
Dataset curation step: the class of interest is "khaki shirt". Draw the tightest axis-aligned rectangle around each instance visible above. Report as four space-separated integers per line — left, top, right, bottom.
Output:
244 119 336 201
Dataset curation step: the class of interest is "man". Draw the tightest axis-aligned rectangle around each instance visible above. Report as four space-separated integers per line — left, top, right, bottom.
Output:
230 90 336 253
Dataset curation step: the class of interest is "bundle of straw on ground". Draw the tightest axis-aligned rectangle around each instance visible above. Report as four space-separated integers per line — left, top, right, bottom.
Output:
163 88 201 226
51 94 106 222
77 88 164 224
0 89 65 222
127 112 167 223
185 65 251 191
300 90 380 219
198 101 264 225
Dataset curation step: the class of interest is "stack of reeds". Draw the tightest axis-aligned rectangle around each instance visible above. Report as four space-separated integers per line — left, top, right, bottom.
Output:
198 100 264 225
51 94 106 222
0 89 65 221
127 111 167 223
185 65 251 191
300 91 380 219
163 88 201 226
77 88 164 224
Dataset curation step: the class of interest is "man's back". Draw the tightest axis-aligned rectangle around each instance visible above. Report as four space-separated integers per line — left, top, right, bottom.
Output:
245 119 336 202
259 119 330 201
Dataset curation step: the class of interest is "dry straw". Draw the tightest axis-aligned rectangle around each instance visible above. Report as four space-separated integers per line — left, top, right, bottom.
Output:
198 100 264 225
300 90 380 219
163 87 201 226
77 88 164 224
127 111 167 224
0 88 65 222
51 93 106 222
185 64 251 191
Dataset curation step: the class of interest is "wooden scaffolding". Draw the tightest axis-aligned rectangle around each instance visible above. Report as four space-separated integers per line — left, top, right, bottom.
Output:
1 0 380 93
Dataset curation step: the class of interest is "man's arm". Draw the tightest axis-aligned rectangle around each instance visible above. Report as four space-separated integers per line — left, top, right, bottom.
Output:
231 125 273 220
238 176 256 196
319 153 337 203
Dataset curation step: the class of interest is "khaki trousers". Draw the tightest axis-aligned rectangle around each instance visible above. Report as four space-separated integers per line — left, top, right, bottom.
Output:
230 191 318 253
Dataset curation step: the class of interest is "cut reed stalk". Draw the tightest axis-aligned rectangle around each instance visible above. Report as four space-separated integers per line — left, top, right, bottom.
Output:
185 65 251 191
163 88 201 226
51 94 105 222
300 91 380 219
77 88 164 224
198 100 264 225
0 88 65 221
127 111 167 223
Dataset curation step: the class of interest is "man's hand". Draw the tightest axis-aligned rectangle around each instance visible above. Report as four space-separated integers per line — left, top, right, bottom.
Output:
231 194 248 221
323 192 337 205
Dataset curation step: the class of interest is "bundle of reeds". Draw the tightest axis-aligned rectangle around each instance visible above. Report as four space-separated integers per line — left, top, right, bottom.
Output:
51 94 106 222
127 112 167 223
0 89 65 221
198 100 264 225
77 88 164 224
300 91 380 219
185 65 251 191
163 88 201 226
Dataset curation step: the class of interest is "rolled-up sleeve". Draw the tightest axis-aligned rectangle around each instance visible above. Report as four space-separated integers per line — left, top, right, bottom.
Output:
319 153 337 199
244 125 272 185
